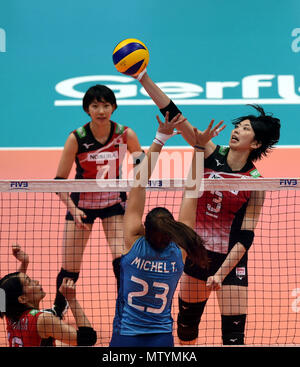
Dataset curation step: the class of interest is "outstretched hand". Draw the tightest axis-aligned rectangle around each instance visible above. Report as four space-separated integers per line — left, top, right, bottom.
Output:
59 278 76 301
156 112 187 136
193 119 226 149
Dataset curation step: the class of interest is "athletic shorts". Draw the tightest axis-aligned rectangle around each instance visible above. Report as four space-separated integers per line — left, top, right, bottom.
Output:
109 332 174 347
184 249 248 287
65 202 125 224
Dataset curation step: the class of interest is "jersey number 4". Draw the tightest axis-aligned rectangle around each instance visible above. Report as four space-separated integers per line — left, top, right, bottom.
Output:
128 276 169 314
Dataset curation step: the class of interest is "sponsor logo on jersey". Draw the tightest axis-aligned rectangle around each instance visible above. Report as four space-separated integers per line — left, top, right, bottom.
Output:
218 146 229 156
29 309 40 316
88 151 119 161
76 126 86 138
236 267 246 280
249 169 261 178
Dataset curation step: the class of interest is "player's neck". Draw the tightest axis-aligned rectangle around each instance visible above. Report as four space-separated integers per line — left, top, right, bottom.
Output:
227 148 250 171
90 120 111 139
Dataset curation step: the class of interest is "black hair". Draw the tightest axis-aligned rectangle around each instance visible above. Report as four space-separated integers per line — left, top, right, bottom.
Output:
0 272 30 322
232 104 281 161
82 84 117 113
144 207 208 268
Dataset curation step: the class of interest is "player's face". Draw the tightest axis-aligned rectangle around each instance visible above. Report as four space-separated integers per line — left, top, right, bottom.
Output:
229 119 260 152
19 273 46 308
87 99 115 125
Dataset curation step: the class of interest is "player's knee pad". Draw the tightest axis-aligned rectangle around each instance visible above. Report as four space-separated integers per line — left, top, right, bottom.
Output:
112 257 121 291
177 297 207 341
221 314 246 345
56 268 80 289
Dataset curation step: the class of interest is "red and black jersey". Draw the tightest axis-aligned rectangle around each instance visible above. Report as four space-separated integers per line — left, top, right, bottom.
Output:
70 121 128 209
6 309 55 347
196 145 261 254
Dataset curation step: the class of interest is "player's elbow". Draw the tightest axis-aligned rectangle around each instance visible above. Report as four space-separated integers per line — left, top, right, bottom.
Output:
77 327 97 346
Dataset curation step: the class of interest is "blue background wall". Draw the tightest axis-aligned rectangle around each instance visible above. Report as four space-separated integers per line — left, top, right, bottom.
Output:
1 0 300 147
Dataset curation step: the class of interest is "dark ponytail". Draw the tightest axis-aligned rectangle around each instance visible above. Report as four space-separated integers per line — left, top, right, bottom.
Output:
145 207 208 268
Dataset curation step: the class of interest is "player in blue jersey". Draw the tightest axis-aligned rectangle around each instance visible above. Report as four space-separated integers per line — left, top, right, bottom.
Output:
109 112 223 347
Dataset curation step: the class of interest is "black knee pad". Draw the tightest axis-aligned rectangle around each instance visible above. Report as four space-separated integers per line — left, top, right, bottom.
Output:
221 314 246 345
54 268 80 318
112 257 121 291
177 297 207 342
56 268 80 289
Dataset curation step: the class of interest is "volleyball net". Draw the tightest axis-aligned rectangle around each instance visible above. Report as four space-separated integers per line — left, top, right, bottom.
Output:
0 178 300 346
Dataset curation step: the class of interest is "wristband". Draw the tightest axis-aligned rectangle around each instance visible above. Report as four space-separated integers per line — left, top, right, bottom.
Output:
194 145 205 151
154 131 172 146
160 100 182 120
137 68 147 81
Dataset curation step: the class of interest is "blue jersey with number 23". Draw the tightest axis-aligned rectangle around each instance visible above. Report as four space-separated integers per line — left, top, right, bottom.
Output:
112 236 184 336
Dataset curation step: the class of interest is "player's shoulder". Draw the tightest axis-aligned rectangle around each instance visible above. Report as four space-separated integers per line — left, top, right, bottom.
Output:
205 144 228 165
111 120 128 135
73 122 90 139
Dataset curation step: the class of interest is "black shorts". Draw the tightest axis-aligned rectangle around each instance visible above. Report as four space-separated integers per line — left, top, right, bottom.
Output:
65 202 125 224
184 249 248 287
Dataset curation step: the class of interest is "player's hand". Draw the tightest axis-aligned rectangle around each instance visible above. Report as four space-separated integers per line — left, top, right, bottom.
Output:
12 243 29 264
193 119 226 149
206 274 222 291
71 207 90 230
59 278 76 301
156 112 186 136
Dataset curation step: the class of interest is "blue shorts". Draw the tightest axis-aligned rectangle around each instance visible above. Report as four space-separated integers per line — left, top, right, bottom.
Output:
109 332 174 347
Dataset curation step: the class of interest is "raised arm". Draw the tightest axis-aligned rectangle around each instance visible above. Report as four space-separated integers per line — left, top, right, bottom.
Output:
12 243 29 274
137 71 217 157
37 279 97 346
179 120 225 229
123 112 186 250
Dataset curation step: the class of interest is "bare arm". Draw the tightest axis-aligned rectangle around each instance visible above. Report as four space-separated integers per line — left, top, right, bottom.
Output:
123 113 186 250
207 190 265 290
126 127 143 154
55 133 77 210
12 243 29 274
179 120 226 229
37 279 94 345
55 134 89 229
138 72 218 157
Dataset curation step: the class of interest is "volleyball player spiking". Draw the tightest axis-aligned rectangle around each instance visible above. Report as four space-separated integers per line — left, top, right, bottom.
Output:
133 69 280 345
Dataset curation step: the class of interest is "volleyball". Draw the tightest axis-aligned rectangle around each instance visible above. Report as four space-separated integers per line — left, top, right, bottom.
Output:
112 38 149 77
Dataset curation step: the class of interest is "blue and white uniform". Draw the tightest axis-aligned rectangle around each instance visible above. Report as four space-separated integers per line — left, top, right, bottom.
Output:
110 236 184 347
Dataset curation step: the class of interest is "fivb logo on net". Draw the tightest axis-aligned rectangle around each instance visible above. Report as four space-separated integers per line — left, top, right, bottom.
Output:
54 73 300 107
